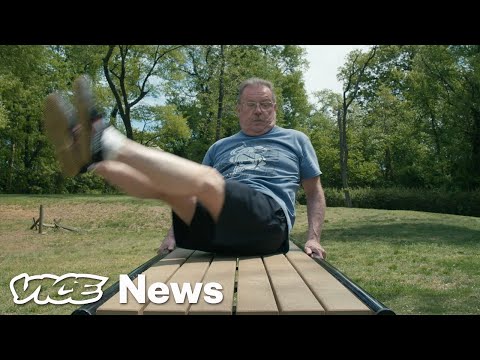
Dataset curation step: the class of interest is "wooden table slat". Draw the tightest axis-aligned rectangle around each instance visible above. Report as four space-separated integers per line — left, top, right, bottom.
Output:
97 248 194 315
236 257 279 315
96 244 377 315
188 256 237 315
263 253 325 315
143 251 213 315
286 242 372 314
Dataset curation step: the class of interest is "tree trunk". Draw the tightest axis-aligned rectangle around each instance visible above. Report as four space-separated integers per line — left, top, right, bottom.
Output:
110 106 118 126
215 45 226 141
385 146 393 181
6 142 15 192
470 109 480 189
429 111 442 156
123 107 134 140
337 108 352 207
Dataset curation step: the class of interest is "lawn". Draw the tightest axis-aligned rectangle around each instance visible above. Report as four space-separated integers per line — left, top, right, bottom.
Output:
1 194 479 315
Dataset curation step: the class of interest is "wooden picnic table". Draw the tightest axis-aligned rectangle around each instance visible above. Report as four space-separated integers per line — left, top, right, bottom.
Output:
74 242 393 315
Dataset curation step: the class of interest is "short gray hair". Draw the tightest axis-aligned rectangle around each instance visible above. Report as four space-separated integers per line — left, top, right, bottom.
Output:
237 78 276 104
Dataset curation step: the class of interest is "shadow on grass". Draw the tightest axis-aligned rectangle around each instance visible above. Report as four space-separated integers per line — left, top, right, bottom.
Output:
375 282 479 315
295 222 480 247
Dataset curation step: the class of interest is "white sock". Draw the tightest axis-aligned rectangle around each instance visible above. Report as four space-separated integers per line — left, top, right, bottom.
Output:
100 126 126 161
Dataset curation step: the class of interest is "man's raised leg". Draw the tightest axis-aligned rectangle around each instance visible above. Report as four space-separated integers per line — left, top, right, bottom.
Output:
108 138 225 222
92 159 201 225
44 75 225 223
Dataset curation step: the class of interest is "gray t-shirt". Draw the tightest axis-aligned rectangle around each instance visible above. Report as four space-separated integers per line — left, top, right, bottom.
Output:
203 126 321 231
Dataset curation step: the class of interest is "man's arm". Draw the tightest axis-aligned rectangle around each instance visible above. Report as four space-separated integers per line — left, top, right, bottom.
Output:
301 176 326 259
157 226 176 254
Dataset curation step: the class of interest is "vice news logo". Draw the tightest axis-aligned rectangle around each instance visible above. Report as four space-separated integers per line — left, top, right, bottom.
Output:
10 273 223 305
10 273 108 305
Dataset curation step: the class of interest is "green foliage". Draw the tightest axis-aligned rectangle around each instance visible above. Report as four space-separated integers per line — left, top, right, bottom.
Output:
0 47 54 193
165 45 311 145
133 104 192 156
299 109 340 188
64 172 120 195
1 45 480 195
297 187 480 217
0 99 7 129
406 45 480 189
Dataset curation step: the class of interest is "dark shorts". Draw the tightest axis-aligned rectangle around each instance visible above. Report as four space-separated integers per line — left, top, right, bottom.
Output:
172 180 289 256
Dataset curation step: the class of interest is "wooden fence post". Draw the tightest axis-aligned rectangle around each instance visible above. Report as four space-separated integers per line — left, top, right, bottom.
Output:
39 205 44 234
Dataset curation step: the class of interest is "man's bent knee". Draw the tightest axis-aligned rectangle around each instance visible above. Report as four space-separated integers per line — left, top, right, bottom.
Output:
198 166 224 192
196 166 225 222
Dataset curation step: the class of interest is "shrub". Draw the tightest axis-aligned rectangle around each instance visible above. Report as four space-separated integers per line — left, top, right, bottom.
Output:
297 186 480 217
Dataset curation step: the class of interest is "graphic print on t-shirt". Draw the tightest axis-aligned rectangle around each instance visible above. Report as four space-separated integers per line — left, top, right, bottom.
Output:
222 143 279 179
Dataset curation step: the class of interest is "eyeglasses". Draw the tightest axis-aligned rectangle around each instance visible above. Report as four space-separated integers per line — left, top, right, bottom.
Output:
242 101 275 111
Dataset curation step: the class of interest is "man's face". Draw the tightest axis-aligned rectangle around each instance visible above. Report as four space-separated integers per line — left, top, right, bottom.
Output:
237 85 277 136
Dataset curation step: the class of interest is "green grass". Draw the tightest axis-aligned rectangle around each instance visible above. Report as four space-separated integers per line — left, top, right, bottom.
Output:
0 195 171 315
291 207 480 315
1 195 479 314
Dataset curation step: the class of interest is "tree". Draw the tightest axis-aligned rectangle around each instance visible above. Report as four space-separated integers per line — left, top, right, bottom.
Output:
0 45 55 193
309 90 342 188
407 45 480 190
102 45 183 140
165 45 311 162
337 46 377 206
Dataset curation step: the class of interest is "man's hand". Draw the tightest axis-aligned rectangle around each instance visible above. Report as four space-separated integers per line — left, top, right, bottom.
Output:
302 177 326 260
304 239 326 259
157 228 176 255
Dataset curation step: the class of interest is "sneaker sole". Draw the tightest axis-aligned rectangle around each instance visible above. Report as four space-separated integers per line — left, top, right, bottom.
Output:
73 76 92 165
44 94 81 177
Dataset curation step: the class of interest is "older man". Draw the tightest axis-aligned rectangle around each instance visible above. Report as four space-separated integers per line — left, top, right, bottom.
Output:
44 77 326 258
